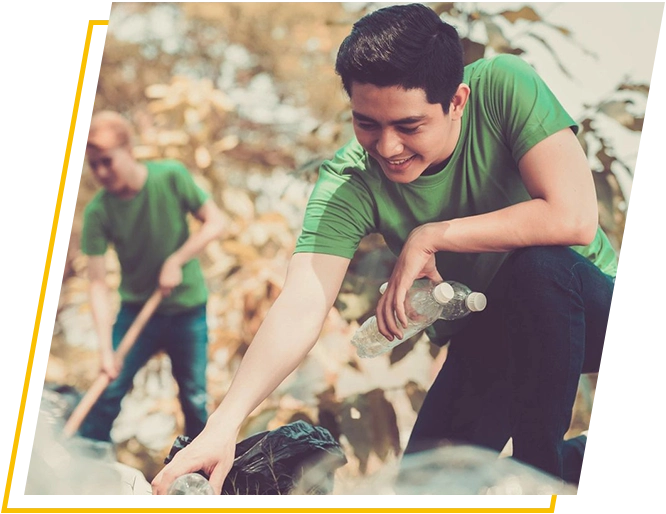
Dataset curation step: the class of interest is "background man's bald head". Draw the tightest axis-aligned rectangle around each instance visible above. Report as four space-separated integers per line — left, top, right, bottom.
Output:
87 111 134 151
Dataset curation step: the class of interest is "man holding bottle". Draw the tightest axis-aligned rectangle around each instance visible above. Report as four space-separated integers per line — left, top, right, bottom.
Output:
152 3 616 493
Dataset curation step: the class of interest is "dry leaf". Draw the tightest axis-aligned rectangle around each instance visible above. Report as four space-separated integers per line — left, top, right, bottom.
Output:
144 83 170 99
499 6 541 24
195 146 212 168
599 100 644 131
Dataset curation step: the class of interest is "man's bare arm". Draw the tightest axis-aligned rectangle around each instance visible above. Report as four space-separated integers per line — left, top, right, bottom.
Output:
159 198 225 296
151 252 351 494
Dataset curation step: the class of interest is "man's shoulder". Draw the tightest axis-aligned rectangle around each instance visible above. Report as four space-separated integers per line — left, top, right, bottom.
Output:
145 158 190 177
83 189 109 217
321 138 374 178
465 54 534 79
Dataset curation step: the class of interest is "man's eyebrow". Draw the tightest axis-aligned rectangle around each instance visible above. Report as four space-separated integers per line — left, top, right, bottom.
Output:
352 111 427 125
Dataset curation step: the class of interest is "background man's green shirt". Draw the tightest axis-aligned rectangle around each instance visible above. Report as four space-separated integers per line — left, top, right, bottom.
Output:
81 160 209 313
294 55 617 339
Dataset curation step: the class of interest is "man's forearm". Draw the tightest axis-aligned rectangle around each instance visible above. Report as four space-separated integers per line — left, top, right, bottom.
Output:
89 280 113 353
206 289 327 432
170 222 222 266
424 197 597 255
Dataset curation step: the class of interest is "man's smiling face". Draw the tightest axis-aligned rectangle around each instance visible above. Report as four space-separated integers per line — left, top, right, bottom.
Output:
350 82 463 183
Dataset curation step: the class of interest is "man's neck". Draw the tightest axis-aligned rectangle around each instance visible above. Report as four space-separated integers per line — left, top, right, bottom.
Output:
115 162 148 200
422 118 462 176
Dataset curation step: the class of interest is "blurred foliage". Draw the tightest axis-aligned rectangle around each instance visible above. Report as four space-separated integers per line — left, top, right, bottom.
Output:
49 2 645 484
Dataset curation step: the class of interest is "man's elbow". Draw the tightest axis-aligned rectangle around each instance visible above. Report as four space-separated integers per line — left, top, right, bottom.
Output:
207 208 226 239
212 216 226 238
564 211 598 246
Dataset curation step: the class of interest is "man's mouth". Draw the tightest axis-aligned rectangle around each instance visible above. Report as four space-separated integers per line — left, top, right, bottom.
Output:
385 155 415 166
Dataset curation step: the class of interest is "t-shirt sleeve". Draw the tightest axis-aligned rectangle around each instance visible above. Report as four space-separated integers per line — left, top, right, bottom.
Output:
294 141 376 259
169 161 209 214
486 54 578 162
81 200 108 256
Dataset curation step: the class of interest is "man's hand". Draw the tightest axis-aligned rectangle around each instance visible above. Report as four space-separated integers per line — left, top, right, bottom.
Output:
158 256 183 297
99 347 121 380
376 223 443 341
151 423 237 495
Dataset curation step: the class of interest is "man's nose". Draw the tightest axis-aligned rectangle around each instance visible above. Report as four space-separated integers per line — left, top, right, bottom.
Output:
375 130 403 158
94 164 109 180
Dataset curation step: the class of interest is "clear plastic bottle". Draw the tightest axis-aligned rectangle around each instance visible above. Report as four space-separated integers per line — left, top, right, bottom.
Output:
351 279 486 358
167 473 215 495
437 280 487 321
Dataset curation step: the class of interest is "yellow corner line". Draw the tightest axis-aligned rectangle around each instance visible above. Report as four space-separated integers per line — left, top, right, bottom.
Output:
1 19 108 513
0 502 558 514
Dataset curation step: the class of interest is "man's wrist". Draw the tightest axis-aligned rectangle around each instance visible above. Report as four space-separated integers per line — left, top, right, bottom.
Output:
423 221 449 253
166 253 185 268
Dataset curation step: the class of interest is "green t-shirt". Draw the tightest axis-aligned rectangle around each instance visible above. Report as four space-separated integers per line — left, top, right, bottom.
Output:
81 159 209 313
294 55 617 338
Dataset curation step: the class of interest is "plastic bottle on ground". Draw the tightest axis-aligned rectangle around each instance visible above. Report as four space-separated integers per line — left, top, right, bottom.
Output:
167 473 216 496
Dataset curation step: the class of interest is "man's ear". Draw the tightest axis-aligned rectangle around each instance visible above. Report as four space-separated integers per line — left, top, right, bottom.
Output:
449 83 470 121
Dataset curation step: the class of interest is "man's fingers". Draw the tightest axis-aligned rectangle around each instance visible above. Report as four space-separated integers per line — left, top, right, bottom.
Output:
384 294 402 340
151 455 197 495
394 287 408 333
375 296 392 340
152 467 184 495
208 463 230 495
151 469 167 495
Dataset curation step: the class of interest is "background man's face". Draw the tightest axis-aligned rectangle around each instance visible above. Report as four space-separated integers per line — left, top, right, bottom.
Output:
350 83 457 183
86 132 135 195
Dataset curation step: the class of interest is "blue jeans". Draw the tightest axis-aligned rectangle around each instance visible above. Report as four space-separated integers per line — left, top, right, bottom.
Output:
404 247 614 484
79 303 209 442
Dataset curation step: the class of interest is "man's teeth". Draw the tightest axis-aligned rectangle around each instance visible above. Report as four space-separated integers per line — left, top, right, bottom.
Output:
388 157 411 165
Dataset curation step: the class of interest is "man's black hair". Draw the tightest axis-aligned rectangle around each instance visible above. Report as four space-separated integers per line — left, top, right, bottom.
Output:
335 3 464 113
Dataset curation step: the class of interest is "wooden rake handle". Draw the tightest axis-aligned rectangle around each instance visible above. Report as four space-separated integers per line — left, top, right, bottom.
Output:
63 290 163 438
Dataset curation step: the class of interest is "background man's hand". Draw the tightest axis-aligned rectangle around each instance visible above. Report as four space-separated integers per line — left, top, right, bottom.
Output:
99 347 121 380
158 256 183 297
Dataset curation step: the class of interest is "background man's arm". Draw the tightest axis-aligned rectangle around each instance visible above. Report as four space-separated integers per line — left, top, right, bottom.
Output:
159 198 225 296
88 255 119 379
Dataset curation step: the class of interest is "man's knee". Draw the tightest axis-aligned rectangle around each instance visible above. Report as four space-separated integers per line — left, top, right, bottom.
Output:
504 246 581 300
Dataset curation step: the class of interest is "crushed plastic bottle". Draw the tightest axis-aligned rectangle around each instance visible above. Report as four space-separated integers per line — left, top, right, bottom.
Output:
167 473 215 495
351 279 486 358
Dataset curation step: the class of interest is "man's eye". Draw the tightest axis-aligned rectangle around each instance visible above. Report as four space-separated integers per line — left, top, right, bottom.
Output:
355 121 378 131
398 126 419 134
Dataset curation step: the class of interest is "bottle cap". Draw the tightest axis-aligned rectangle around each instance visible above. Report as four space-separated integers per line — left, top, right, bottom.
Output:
466 292 487 312
433 282 455 304
379 282 388 295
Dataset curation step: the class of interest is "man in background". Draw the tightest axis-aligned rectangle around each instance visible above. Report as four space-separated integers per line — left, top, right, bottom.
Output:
78 111 225 442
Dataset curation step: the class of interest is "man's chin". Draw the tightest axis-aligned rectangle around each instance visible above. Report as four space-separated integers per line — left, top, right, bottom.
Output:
380 166 424 184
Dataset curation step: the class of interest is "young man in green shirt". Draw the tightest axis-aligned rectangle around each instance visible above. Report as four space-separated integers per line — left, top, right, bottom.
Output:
152 4 615 493
78 111 225 442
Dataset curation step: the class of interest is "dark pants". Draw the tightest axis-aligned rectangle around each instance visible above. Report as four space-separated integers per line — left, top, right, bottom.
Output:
404 247 614 484
79 303 209 442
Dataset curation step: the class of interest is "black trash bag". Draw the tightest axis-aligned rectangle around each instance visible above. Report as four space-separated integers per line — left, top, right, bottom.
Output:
165 420 347 495
41 382 83 422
